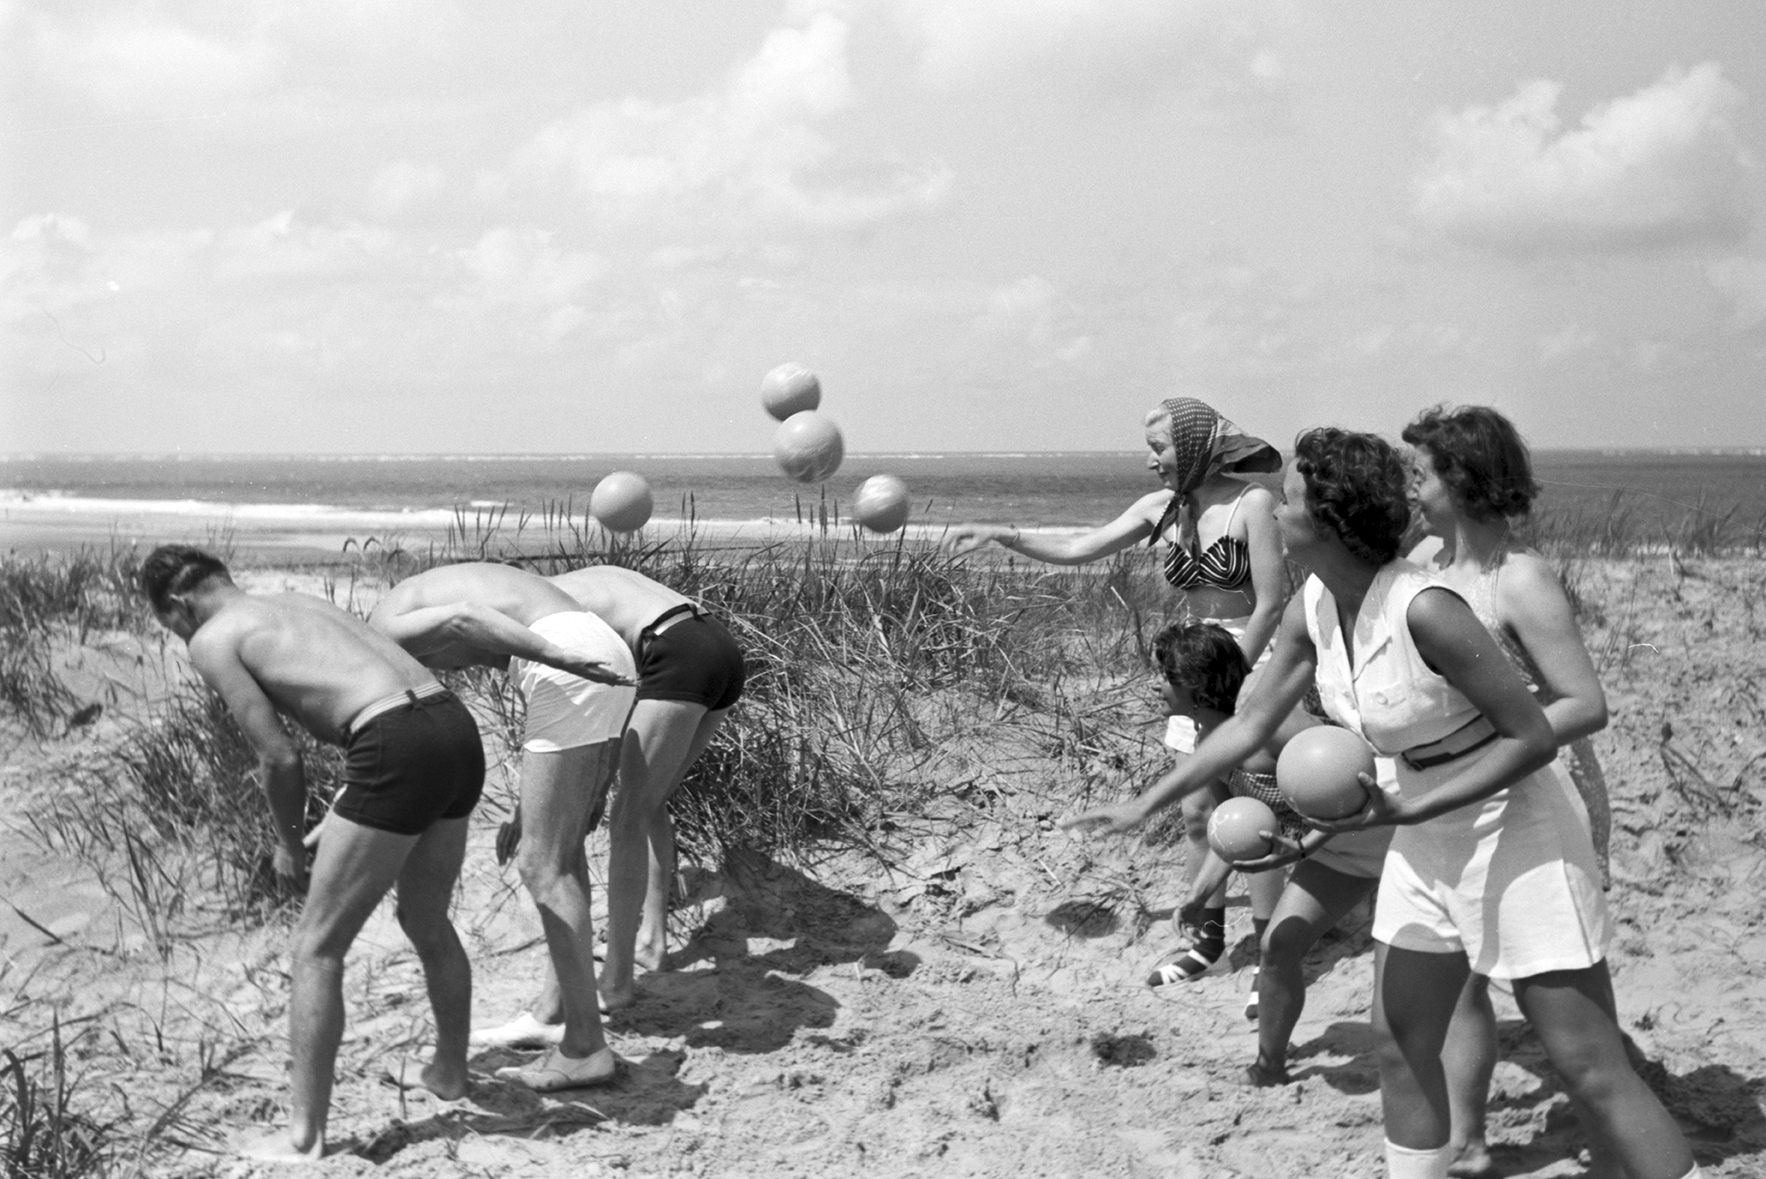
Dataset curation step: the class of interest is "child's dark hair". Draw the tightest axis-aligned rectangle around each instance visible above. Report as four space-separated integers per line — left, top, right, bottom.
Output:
1401 404 1539 521
1292 427 1411 565
139 545 232 611
1152 621 1248 715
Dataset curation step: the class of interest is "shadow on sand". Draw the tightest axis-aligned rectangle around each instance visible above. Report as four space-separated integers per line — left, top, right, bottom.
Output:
356 852 900 1161
1295 1012 1766 1173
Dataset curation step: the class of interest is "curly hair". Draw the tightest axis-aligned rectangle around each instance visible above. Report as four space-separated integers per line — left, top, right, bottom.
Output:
139 545 232 611
1292 427 1411 565
1401 404 1539 522
1151 621 1247 715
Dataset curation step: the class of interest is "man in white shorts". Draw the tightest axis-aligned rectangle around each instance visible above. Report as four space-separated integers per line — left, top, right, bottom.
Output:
370 562 636 1091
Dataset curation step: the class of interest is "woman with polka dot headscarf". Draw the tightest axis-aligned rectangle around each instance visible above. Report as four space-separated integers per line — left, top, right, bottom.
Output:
947 397 1292 982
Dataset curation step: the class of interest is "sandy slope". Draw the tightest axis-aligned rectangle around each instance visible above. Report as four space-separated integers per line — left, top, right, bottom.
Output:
3 555 1764 1178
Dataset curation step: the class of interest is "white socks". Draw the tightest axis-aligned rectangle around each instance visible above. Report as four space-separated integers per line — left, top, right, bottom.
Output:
1675 1166 1704 1179
1384 1140 1450 1179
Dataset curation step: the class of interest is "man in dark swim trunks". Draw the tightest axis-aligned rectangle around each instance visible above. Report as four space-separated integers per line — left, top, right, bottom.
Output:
546 566 745 1010
140 545 486 1163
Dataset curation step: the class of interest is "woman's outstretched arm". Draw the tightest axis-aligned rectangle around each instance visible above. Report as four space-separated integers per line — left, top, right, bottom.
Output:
945 490 1168 566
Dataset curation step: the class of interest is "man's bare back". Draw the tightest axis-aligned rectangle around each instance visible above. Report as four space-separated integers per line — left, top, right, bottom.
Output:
370 563 625 680
188 593 433 744
548 565 692 650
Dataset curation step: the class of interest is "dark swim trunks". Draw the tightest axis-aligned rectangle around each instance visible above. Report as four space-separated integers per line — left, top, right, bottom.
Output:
332 690 486 836
635 611 746 710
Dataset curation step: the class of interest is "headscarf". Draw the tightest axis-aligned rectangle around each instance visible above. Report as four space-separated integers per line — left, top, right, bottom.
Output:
1150 397 1282 547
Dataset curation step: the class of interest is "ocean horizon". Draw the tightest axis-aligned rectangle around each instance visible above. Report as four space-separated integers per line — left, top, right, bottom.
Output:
4 449 1764 558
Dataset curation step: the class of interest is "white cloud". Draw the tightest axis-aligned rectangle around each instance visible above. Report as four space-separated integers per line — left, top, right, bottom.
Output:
1414 63 1754 253
492 13 950 235
366 162 445 218
1706 254 1766 330
893 0 1285 107
28 10 277 111
451 227 605 310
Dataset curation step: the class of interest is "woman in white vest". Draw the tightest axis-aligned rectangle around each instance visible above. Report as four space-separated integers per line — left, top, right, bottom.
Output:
1064 427 1697 1179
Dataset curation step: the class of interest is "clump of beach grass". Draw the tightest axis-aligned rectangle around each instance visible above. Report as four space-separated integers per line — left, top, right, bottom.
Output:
29 676 347 943
0 544 145 737
1 1018 115 1179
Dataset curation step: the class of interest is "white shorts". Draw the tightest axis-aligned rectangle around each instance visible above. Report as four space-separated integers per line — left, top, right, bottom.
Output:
1307 757 1399 879
1372 753 1611 979
509 612 637 753
1163 616 1268 753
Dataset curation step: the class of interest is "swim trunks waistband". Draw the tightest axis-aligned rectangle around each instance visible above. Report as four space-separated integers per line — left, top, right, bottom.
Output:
1402 714 1498 771
638 603 700 653
346 681 448 739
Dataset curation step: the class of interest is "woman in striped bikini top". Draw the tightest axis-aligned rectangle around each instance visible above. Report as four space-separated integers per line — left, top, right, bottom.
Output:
943 396 1287 669
1154 489 1255 593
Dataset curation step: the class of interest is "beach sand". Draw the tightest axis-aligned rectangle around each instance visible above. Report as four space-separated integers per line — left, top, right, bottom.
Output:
2 553 1763 1177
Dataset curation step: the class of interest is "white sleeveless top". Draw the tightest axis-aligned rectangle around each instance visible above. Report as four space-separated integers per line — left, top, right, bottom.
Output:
1303 560 1479 757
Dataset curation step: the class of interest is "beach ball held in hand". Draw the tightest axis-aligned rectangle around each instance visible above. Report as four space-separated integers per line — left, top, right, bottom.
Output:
853 474 911 533
589 471 654 533
1276 726 1375 820
760 363 822 421
1207 797 1278 864
773 411 844 484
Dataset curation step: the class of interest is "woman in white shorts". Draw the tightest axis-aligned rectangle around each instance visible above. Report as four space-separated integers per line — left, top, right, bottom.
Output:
947 397 1289 977
1065 428 1698 1179
1403 404 1618 1177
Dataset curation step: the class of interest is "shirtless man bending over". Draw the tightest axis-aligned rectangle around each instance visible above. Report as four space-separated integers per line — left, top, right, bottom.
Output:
547 565 745 1010
141 546 486 1162
368 562 635 1091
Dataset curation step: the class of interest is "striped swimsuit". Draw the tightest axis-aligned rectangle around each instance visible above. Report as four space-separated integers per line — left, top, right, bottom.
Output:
1158 491 1252 591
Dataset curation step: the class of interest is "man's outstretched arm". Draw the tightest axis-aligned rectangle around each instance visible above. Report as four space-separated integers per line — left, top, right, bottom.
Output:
376 603 631 685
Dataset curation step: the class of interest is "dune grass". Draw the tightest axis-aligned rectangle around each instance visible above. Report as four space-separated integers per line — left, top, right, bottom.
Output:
438 512 1165 865
3 481 1758 930
0 544 144 737
0 1018 114 1179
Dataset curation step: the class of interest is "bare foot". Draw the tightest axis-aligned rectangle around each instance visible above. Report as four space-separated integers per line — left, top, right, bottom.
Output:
495 1046 619 1091
236 1130 325 1163
419 1059 470 1101
632 933 667 973
1447 1139 1496 1178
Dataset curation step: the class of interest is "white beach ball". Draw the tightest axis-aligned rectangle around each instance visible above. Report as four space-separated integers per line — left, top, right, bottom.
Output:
589 471 654 532
773 411 844 484
853 474 911 533
760 363 822 421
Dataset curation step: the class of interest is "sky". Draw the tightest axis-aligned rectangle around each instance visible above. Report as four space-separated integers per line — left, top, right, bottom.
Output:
3 0 1764 454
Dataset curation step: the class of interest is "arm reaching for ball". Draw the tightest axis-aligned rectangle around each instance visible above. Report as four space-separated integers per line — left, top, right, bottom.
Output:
1060 599 1319 836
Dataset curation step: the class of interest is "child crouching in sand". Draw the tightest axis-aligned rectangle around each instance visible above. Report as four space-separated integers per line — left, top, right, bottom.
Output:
1146 621 1307 1001
1161 620 1398 1086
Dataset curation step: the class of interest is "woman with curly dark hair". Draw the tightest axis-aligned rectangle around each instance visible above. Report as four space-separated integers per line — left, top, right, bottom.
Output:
1064 428 1698 1179
1402 404 1616 1177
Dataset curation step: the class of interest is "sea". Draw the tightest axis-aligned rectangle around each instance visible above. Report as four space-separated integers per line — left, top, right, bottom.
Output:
3 451 1765 556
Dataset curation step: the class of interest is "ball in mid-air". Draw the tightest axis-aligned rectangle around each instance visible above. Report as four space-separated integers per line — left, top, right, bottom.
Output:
1206 797 1278 864
773 411 844 483
589 470 654 532
760 363 822 421
1276 725 1375 820
853 474 910 533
